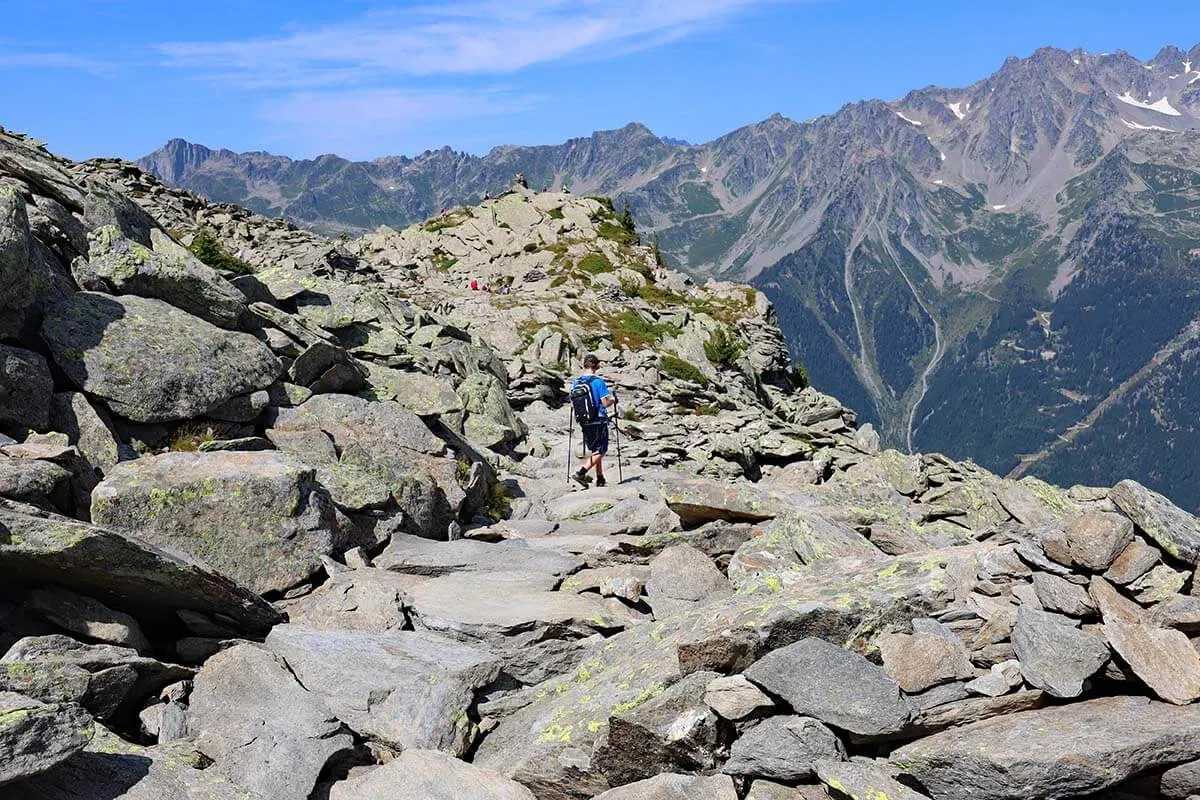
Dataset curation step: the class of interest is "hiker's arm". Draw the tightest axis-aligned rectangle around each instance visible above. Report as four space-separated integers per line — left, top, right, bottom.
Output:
601 395 615 408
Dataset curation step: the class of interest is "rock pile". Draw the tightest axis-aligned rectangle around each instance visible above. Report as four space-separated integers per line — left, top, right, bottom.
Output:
2 125 1200 799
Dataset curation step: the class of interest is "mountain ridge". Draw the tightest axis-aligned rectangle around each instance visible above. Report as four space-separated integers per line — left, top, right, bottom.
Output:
140 42 1200 511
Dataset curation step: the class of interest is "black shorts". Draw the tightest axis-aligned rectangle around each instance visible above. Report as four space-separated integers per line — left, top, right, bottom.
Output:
582 421 609 454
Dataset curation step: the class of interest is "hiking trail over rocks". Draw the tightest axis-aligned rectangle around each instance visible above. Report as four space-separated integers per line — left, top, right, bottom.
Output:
2 124 1200 799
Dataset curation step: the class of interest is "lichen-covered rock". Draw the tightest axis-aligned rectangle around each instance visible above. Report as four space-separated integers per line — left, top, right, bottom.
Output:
74 226 247 329
0 498 280 633
458 372 526 449
91 451 351 594
0 345 52 431
1110 479 1200 564
0 185 35 339
48 391 121 475
41 292 280 423
724 715 845 782
0 691 93 786
328 749 536 800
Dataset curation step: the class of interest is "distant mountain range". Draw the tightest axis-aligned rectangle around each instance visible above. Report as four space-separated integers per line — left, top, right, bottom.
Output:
140 43 1200 510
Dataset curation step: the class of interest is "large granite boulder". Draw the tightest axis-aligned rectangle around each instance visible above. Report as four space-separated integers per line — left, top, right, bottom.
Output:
645 544 731 618
48 391 121 475
0 345 53 432
265 625 500 755
891 696 1200 800
73 226 247 329
189 644 354 800
328 749 536 800
0 498 280 633
1110 479 1200 564
41 292 280 423
1010 607 1108 698
91 451 351 594
723 715 845 782
458 372 526 449
0 691 93 786
744 638 913 737
0 185 35 339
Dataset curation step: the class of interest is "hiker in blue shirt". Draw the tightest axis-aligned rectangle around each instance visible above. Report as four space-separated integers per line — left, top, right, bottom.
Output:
571 354 614 488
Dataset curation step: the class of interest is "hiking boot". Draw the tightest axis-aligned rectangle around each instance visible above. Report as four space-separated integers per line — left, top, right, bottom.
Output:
572 468 592 488
596 475 607 488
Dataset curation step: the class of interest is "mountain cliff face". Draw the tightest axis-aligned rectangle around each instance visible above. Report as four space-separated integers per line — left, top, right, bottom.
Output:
141 43 1200 510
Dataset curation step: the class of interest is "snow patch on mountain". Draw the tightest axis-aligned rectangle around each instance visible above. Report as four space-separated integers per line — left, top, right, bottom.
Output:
1122 119 1175 132
947 102 967 120
1116 92 1183 116
896 112 923 126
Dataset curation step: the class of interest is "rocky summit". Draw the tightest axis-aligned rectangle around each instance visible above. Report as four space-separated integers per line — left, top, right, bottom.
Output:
3 122 1200 800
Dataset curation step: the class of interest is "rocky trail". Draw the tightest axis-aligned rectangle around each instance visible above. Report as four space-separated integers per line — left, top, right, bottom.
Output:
3 126 1200 799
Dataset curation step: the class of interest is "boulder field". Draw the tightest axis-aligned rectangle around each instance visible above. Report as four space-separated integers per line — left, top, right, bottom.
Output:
0 126 1199 798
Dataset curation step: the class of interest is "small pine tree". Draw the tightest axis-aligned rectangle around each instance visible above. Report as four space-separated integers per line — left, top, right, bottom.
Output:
651 232 666 268
619 201 636 235
188 228 253 275
704 326 745 368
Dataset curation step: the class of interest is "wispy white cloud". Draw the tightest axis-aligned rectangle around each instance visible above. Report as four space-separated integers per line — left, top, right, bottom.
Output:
0 47 115 75
159 0 799 85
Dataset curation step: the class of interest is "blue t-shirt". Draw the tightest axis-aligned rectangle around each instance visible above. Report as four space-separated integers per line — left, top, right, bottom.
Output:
576 374 610 419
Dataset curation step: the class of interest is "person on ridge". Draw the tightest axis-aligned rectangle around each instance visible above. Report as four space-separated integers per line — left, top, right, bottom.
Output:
571 354 614 488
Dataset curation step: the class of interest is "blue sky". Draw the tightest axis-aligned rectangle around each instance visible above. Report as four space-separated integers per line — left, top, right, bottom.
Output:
4 0 1199 161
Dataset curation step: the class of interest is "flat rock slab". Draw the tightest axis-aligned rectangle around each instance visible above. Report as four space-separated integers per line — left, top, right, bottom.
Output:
283 568 424 632
190 644 354 800
41 292 279 423
744 638 913 737
1110 480 1200 564
877 630 973 693
376 534 583 577
704 674 773 721
1011 607 1108 698
891 695 1200 800
406 570 637 644
329 749 535 800
724 715 845 782
591 774 738 800
815 760 930 800
25 586 151 652
1104 619 1200 704
92 451 349 594
0 499 280 633
659 479 817 525
266 625 500 755
0 692 93 786
5 725 250 800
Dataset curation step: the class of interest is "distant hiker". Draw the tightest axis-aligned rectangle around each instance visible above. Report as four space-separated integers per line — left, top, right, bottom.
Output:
570 354 615 488
485 191 491 200
515 172 528 188
562 183 571 194
470 279 479 291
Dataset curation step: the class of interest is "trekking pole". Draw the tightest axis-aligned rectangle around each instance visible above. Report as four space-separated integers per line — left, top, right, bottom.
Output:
612 398 624 484
566 405 574 485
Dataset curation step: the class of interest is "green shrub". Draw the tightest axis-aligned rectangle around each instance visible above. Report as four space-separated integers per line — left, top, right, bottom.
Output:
638 282 684 307
189 228 254 275
579 252 614 274
547 207 565 220
597 220 638 247
659 354 709 386
611 310 680 350
619 277 640 296
550 275 568 288
587 196 616 216
432 252 458 271
704 326 745 367
788 364 810 391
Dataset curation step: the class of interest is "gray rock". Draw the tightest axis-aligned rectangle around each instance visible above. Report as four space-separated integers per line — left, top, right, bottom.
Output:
1104 617 1200 704
1130 563 1189 603
724 715 845 782
744 638 913 737
458 372 526 449
704 674 773 721
4 724 252 799
91 451 351 594
593 670 722 785
41 292 280 423
1104 538 1161 585
0 691 93 786
645 544 732 618
24 586 151 652
1010 606 1108 698
891 696 1200 800
3 635 191 721
284 568 419 632
964 660 1023 697
0 186 34 339
1032 572 1096 617
1162 759 1200 800
0 346 52 431
591 774 738 800
204 390 269 423
76 226 247 329
1063 512 1135 571
328 749 536 800
0 455 71 504
745 781 822 800
81 183 157 246
0 498 281 634
910 690 1045 736
49 392 121 474
1150 594 1200 632
377 534 582 577
266 625 500 754
1110 480 1200 564
190 644 354 800
876 630 974 693
814 760 930 800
